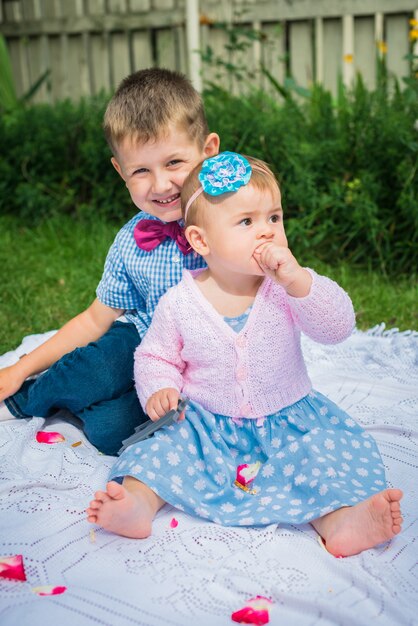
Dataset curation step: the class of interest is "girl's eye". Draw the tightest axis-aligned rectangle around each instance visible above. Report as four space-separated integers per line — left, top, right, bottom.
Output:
269 214 281 223
239 218 252 227
133 168 148 175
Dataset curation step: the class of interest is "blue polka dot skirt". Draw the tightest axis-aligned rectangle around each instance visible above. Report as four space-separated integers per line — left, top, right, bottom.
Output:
109 390 387 527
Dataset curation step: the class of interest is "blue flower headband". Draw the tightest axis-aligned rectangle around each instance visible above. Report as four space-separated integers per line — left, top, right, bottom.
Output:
184 151 252 220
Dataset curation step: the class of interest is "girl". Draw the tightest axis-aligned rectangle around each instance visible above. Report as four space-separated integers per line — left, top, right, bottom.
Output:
87 152 403 557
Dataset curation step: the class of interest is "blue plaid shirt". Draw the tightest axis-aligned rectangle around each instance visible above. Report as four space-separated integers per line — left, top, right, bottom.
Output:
96 212 206 337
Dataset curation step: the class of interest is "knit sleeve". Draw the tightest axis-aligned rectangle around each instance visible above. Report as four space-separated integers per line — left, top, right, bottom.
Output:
134 290 185 410
287 268 355 344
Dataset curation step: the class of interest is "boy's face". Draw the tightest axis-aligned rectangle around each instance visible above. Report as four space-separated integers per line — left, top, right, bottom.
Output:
112 126 219 222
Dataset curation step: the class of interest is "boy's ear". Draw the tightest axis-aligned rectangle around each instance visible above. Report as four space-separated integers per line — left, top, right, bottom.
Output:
185 225 210 257
111 157 126 181
203 133 220 158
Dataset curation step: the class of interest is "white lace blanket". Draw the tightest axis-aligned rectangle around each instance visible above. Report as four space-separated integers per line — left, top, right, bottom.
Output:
0 327 417 626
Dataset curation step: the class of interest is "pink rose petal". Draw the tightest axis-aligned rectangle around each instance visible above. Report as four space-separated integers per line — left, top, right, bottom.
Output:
170 517 178 528
31 585 67 596
36 431 65 444
0 555 27 581
235 461 261 487
231 596 272 625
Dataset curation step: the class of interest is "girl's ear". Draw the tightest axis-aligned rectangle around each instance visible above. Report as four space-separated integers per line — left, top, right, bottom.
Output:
185 225 210 257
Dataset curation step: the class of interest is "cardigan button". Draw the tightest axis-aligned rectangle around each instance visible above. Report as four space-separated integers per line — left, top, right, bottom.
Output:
235 337 247 350
236 367 247 381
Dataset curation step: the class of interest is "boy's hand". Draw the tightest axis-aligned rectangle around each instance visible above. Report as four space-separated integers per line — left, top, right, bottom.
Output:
145 388 184 422
253 242 312 298
0 364 26 402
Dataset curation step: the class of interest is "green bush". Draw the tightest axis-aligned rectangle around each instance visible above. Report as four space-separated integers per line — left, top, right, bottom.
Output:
0 95 132 222
205 75 418 275
0 76 417 275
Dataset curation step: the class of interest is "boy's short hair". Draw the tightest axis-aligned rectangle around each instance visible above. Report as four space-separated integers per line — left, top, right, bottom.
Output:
104 68 209 153
181 155 280 227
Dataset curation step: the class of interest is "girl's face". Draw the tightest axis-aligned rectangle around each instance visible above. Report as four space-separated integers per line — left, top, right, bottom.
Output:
199 184 287 277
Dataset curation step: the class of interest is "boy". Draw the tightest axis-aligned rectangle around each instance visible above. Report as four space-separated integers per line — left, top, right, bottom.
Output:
0 68 220 455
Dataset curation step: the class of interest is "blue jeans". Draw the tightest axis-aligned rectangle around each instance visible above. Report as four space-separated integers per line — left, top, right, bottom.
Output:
5 322 147 455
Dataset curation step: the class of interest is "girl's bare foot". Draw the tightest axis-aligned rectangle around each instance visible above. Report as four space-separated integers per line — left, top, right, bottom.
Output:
312 488 403 557
86 479 164 539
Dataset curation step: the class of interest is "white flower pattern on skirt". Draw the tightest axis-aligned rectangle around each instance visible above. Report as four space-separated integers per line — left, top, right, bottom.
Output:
109 391 386 527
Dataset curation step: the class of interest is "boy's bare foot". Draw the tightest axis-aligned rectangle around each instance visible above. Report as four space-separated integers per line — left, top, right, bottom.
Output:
312 488 403 557
86 480 163 539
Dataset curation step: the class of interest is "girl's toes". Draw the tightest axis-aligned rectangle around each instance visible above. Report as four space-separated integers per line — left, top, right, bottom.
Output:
390 501 401 513
94 490 111 503
86 506 97 517
88 500 101 510
106 481 125 499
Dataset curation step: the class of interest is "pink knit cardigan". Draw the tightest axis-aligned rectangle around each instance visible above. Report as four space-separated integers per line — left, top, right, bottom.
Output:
134 269 355 418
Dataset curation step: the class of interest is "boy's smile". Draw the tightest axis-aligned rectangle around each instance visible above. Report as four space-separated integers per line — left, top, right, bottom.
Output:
111 126 219 222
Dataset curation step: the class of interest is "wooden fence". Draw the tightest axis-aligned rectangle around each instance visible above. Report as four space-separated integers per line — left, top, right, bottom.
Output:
1 0 418 103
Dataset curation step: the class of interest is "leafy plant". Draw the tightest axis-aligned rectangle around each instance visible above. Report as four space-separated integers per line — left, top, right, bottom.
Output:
0 34 50 111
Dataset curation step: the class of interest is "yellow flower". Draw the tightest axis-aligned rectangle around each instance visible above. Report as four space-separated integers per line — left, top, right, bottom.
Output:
409 18 418 27
377 40 387 54
344 53 353 63
410 29 418 40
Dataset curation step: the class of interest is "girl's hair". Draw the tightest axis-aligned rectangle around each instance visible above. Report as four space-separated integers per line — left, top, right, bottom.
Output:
103 68 209 154
181 155 280 227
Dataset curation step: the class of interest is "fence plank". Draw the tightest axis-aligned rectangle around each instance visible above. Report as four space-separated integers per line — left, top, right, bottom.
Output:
108 0 129 12
87 0 107 16
131 29 153 73
129 0 152 10
315 17 324 84
0 11 184 35
354 16 376 89
342 14 355 86
153 0 176 9
323 17 342 95
290 20 313 86
90 32 112 92
155 28 178 70
7 39 25 94
261 21 286 92
48 35 65 100
110 31 132 89
386 13 410 81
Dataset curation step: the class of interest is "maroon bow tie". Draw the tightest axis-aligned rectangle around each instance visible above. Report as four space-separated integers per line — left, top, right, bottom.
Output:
134 219 191 255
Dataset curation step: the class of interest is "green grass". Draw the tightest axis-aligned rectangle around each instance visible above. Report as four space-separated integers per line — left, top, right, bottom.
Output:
0 215 117 354
0 215 416 355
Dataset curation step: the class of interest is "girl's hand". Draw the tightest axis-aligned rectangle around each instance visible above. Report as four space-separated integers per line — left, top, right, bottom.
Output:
253 242 312 297
145 388 185 422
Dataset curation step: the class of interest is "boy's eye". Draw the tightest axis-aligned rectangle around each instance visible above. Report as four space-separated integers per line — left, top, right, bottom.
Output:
167 159 182 167
133 168 148 175
239 218 252 227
